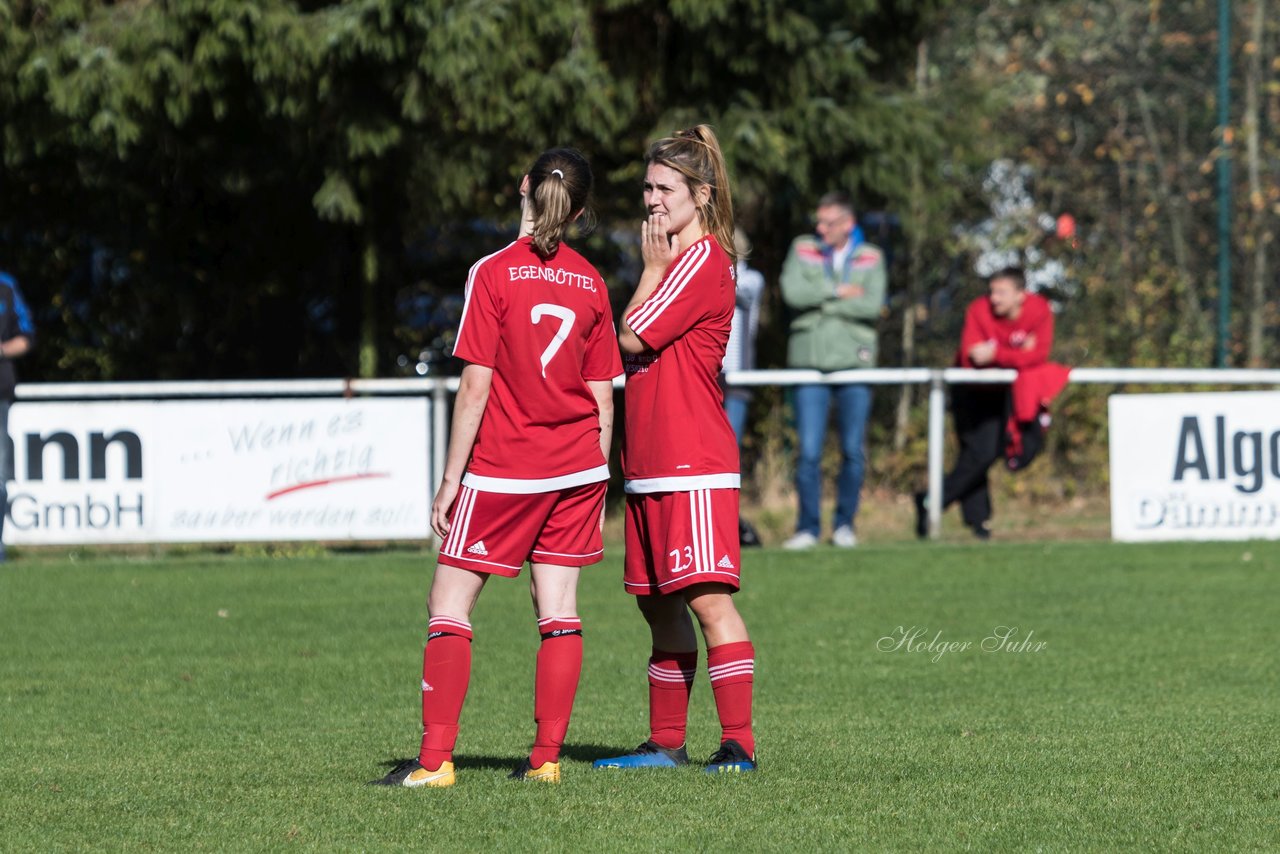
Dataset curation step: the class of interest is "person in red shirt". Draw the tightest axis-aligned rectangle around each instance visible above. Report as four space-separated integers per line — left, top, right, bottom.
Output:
916 266 1053 539
373 148 623 788
593 125 757 774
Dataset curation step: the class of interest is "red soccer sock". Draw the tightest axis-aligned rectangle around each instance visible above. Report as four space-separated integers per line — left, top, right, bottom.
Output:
648 649 698 750
529 617 584 768
707 641 755 757
418 616 473 771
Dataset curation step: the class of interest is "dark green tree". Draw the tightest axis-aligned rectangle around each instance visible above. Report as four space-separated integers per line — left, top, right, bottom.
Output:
0 0 980 383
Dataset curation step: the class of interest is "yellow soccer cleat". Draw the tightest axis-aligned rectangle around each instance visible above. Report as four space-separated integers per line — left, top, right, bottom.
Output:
509 759 560 783
370 759 455 788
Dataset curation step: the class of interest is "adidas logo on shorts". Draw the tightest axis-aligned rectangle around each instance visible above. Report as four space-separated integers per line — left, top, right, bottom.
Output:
717 554 735 569
466 541 489 556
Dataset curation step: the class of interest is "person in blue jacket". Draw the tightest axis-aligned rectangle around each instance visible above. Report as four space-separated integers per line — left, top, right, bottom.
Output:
0 270 36 561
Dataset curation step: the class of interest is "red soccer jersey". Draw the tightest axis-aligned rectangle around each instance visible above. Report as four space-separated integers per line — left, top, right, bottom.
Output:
956 292 1054 369
453 237 623 492
621 234 740 493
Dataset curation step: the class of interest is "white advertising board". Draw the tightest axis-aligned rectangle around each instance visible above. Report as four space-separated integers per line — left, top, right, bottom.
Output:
1109 391 1280 542
7 398 431 544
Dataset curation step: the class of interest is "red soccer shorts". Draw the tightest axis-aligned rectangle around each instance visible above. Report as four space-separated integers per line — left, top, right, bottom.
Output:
624 488 741 596
438 481 607 576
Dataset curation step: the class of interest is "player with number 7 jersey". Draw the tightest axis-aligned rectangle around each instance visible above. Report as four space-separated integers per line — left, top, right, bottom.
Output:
370 149 622 791
452 235 621 491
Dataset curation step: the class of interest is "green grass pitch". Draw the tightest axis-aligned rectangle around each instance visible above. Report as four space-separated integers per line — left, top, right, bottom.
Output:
2 540 1278 851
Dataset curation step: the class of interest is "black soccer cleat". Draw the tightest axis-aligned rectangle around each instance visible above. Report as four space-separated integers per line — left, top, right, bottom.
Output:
508 758 560 782
704 739 756 774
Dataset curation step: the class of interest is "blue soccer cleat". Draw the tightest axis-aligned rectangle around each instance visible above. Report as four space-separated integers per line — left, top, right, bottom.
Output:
704 740 756 773
593 740 689 769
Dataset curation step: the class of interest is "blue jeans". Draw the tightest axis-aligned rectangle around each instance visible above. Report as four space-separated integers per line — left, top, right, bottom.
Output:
793 383 872 536
724 393 750 445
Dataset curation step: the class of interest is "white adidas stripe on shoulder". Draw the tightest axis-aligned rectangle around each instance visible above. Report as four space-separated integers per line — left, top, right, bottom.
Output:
627 240 709 334
456 241 519 341
626 240 712 335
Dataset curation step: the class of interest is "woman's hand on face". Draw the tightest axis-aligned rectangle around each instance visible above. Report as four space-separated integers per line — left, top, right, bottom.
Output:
641 212 678 274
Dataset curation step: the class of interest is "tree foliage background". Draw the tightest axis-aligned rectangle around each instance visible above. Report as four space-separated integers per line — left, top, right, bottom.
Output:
0 0 970 380
1 0 1276 500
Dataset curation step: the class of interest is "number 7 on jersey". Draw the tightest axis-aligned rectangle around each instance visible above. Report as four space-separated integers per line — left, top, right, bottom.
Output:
530 303 576 378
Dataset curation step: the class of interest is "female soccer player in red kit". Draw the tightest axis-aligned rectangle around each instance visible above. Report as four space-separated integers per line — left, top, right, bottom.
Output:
374 148 623 787
593 126 757 773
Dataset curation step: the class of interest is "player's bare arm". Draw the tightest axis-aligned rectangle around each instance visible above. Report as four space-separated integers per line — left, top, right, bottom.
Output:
588 379 615 459
430 363 493 538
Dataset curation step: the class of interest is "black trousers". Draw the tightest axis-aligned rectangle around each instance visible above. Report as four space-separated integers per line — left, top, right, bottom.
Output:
941 385 1010 528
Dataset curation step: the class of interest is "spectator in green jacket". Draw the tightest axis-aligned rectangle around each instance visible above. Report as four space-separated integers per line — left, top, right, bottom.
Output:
779 192 886 549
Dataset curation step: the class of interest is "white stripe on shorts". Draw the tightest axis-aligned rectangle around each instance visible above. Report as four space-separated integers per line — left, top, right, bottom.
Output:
688 488 714 574
688 489 702 573
444 486 477 558
701 489 715 574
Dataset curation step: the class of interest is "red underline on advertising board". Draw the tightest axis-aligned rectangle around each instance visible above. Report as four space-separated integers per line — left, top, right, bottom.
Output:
266 472 390 501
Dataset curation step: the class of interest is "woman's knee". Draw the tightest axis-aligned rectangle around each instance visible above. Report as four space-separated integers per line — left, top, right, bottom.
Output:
685 589 749 646
530 563 579 618
684 587 736 625
427 564 488 618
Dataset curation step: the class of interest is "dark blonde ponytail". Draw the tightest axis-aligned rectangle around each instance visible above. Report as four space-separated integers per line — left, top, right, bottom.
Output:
645 124 737 263
527 148 594 258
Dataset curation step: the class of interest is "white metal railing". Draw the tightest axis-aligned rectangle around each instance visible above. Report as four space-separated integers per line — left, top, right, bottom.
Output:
726 367 1280 537
19 368 1280 540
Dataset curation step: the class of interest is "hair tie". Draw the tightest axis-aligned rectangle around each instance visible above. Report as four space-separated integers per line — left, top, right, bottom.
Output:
552 169 564 179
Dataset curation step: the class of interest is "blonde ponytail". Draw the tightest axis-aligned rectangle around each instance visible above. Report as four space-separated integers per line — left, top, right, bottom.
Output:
526 149 593 258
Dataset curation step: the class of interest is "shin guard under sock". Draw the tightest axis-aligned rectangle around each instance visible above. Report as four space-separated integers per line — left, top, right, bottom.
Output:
419 616 473 770
530 617 583 768
707 641 755 757
647 649 698 750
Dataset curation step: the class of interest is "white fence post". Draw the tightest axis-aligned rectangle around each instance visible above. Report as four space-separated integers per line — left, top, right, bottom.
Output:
430 379 450 547
927 371 946 539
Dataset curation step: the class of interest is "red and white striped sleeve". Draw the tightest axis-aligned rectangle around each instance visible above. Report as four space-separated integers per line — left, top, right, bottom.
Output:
624 238 714 352
453 255 504 368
